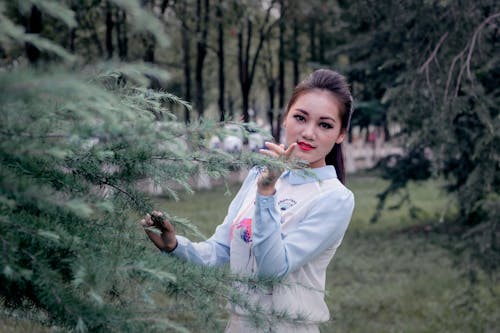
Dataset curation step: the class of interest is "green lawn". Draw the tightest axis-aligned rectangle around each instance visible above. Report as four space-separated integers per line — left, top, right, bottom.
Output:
157 173 499 333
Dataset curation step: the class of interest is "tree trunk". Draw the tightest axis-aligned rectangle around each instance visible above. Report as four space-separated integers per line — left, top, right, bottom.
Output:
25 6 42 64
194 0 209 119
160 0 171 14
142 1 155 63
89 23 104 57
318 21 325 63
238 20 251 122
278 5 285 110
216 0 225 122
277 1 286 143
292 21 300 86
228 93 235 120
262 38 277 139
180 2 192 124
143 37 155 63
116 10 128 60
69 28 76 53
105 1 114 59
309 18 316 62
237 2 279 123
268 82 276 140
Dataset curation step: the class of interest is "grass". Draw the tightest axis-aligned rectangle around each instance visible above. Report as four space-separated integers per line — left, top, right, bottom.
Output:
157 173 499 333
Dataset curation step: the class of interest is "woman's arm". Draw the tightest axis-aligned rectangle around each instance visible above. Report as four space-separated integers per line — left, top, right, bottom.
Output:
252 188 354 278
141 167 261 267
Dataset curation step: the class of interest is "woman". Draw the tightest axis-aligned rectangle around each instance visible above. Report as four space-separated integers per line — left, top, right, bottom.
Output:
141 69 355 332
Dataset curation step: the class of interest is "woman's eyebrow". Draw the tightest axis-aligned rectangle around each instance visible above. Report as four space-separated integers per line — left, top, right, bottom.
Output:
319 116 336 122
295 109 336 122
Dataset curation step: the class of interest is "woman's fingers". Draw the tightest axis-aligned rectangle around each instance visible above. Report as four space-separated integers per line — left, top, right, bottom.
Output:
260 141 297 160
141 210 177 252
143 213 153 226
259 148 279 158
264 141 284 154
259 142 285 158
285 143 297 157
144 228 168 249
141 211 172 231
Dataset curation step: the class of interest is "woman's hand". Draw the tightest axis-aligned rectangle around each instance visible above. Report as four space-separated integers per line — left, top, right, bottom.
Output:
140 210 178 252
257 142 296 195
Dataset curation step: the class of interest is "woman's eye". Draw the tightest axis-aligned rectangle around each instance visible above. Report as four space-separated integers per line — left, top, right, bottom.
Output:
293 115 305 122
319 122 333 129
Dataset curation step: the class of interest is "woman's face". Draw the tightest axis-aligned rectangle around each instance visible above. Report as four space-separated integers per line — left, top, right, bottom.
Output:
284 89 345 168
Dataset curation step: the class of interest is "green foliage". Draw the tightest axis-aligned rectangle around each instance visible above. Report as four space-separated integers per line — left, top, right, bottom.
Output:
0 6 75 62
2 0 498 330
370 147 433 223
18 0 77 28
0 2 290 331
0 0 168 62
0 64 291 331
336 1 499 239
108 0 169 48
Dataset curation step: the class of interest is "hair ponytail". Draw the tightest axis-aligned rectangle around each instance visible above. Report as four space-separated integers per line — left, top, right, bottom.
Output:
326 144 345 184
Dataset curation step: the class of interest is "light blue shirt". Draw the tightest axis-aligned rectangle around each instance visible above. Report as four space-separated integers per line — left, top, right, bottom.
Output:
171 166 354 278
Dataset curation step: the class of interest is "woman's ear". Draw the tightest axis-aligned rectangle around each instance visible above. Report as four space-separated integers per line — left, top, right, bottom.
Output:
335 129 346 144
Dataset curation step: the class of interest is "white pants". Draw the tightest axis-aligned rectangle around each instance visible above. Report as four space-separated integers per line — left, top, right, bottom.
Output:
225 314 320 333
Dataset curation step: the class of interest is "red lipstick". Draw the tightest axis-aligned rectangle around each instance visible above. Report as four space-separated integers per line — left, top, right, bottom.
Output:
297 142 314 151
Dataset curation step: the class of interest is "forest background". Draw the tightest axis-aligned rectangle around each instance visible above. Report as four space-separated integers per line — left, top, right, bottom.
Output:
0 0 498 332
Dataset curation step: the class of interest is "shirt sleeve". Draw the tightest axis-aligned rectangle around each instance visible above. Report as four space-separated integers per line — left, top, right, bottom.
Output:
252 188 354 278
169 167 261 266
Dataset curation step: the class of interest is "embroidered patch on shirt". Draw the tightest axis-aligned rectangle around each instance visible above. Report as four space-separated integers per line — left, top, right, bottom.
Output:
278 198 297 211
230 218 252 243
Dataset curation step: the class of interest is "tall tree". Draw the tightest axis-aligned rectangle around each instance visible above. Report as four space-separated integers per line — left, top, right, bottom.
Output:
276 0 286 142
25 6 42 64
0 1 284 331
105 1 114 59
141 0 155 63
308 18 316 63
216 0 226 121
337 0 499 248
236 0 280 122
291 19 300 86
261 37 277 139
116 9 128 60
173 0 194 123
194 0 210 118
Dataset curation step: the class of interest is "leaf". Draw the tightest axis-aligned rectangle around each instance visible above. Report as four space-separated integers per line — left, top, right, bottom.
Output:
65 199 94 218
37 230 60 243
75 317 87 333
88 290 104 306
28 0 77 27
135 267 177 283
3 265 14 278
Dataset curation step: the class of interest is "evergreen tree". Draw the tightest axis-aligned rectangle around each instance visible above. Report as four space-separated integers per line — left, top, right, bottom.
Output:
0 1 287 331
336 0 499 269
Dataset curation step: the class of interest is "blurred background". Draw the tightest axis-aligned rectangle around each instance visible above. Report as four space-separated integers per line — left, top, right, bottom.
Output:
0 0 498 332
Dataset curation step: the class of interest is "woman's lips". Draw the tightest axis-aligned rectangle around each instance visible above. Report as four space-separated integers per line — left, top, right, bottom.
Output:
297 142 314 151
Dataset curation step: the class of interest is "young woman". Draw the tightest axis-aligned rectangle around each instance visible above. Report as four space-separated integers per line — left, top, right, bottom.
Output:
141 69 355 332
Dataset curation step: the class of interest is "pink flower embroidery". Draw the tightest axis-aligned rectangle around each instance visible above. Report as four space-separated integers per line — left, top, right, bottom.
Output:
230 218 252 243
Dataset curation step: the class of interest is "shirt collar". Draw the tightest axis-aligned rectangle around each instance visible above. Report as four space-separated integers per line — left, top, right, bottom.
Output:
282 165 337 185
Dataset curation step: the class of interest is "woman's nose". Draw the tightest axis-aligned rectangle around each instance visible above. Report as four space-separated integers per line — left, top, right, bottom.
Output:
301 124 315 140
